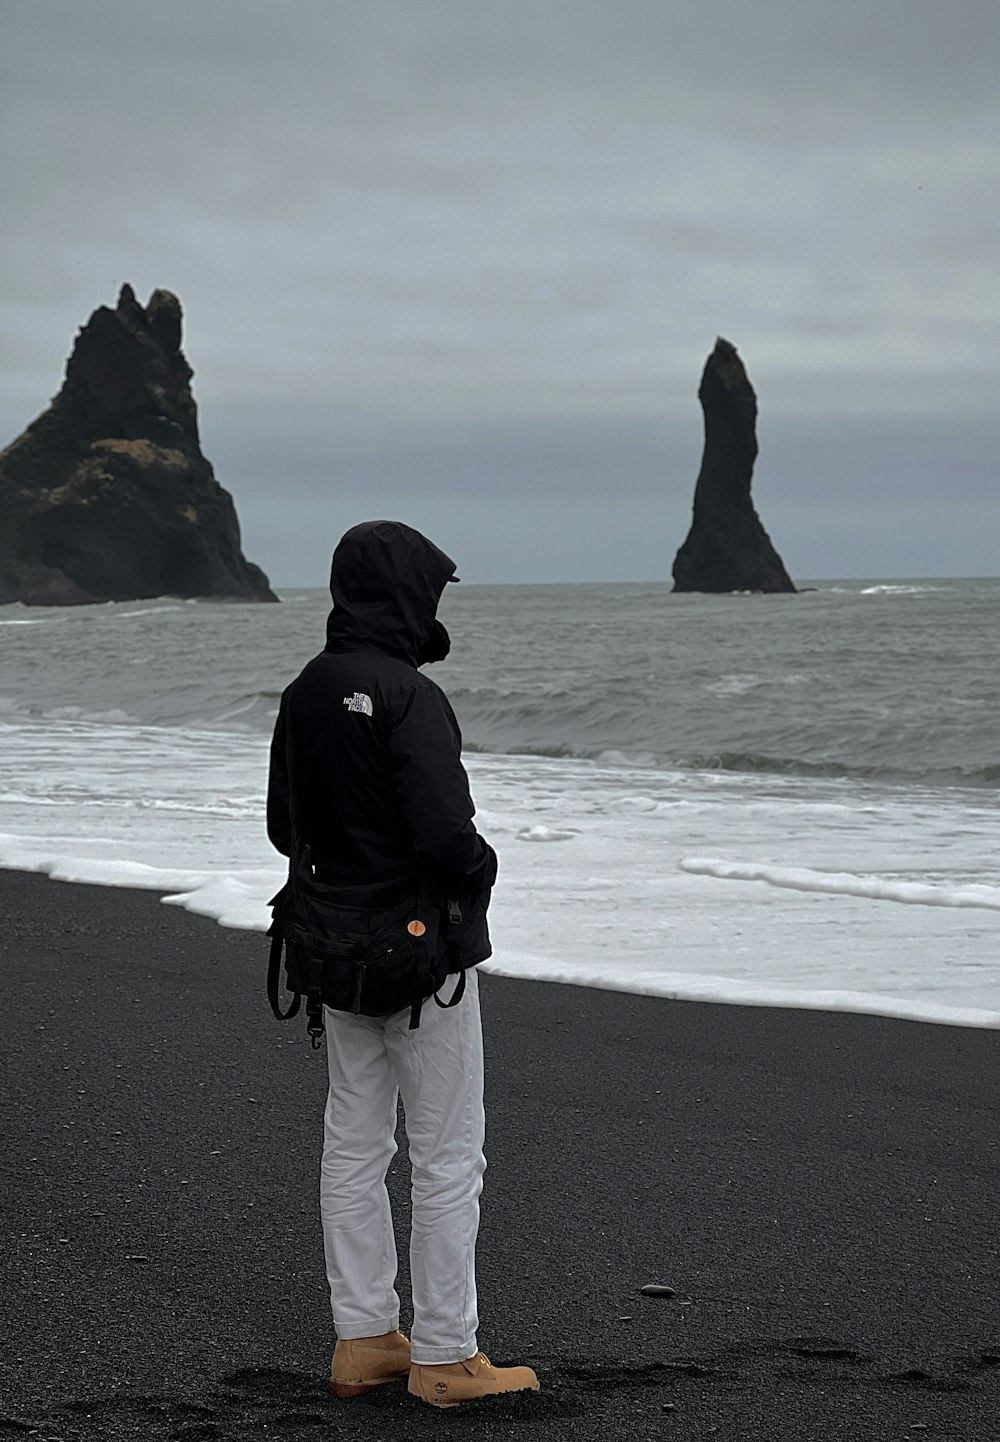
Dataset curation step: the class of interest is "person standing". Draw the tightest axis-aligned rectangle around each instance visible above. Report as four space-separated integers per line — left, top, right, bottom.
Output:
267 520 539 1409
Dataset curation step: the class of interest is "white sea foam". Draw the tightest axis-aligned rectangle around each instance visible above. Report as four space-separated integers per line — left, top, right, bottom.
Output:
594 748 657 768
705 673 763 696
0 717 998 1028
705 672 810 697
858 584 944 596
104 604 194 620
0 616 67 627
41 706 140 725
516 824 579 842
479 958 1000 1031
680 858 1000 911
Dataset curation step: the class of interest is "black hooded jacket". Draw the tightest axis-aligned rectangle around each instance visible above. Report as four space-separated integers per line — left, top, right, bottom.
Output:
267 521 497 961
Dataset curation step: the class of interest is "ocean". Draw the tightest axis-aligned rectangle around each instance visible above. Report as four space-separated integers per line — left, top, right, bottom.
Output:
2 578 998 1027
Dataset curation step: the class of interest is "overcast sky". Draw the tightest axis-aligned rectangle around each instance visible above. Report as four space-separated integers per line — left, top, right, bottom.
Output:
2 0 998 584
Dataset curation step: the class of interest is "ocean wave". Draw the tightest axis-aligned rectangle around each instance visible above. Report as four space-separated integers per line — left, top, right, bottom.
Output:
4 578 999 795
3 695 996 791
0 698 143 726
2 720 999 1028
0 615 67 627
681 857 1000 911
682 751 1000 789
100 603 193 620
33 684 979 793
464 740 659 769
464 738 1000 789
684 750 885 782
0 688 285 731
858 584 945 596
704 672 811 696
40 705 141 724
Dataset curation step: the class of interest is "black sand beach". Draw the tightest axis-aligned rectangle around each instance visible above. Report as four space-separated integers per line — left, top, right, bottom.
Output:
1 869 997 1440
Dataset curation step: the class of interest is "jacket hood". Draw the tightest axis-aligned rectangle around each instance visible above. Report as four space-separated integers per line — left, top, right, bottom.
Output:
325 520 458 666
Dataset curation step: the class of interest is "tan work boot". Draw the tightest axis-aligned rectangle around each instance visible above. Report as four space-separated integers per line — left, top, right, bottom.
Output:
408 1350 540 1408
328 1329 411 1398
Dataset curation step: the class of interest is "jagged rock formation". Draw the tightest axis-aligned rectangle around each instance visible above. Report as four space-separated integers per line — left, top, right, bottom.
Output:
672 338 795 594
0 285 277 605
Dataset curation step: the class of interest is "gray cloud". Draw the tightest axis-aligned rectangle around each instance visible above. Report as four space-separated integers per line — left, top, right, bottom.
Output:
2 0 998 582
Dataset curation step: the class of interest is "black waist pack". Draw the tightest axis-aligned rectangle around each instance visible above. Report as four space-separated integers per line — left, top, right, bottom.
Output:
267 857 466 1046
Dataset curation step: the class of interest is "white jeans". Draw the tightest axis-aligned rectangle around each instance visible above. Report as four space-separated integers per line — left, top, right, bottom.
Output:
320 968 486 1365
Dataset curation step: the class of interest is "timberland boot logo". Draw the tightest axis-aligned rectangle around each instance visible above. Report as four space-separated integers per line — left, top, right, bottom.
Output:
434 1382 448 1394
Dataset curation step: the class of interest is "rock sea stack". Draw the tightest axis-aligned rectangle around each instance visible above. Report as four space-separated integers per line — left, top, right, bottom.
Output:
0 285 277 605
672 337 795 594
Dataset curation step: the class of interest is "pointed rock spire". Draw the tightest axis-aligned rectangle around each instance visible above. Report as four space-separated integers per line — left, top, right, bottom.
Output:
0 286 276 606
672 338 795 594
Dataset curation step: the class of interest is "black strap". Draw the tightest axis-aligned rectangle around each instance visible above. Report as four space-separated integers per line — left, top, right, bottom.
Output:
350 960 366 1015
305 989 325 1049
267 927 301 1021
301 950 327 1048
408 929 433 1030
422 898 466 1017
433 967 467 1011
281 721 326 1045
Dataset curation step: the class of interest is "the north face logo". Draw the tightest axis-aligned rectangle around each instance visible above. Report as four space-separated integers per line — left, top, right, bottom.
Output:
343 692 373 716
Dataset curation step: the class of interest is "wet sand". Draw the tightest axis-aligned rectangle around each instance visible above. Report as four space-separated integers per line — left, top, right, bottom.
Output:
1 868 997 1440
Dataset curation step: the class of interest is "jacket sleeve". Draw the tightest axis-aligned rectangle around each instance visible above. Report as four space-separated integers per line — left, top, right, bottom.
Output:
388 679 497 897
266 692 293 858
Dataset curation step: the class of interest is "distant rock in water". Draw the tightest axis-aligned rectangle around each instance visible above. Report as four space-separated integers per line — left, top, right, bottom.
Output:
0 285 277 605
672 338 795 594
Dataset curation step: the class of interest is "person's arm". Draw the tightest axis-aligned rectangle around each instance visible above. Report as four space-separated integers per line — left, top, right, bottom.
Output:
389 680 497 896
266 692 293 858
